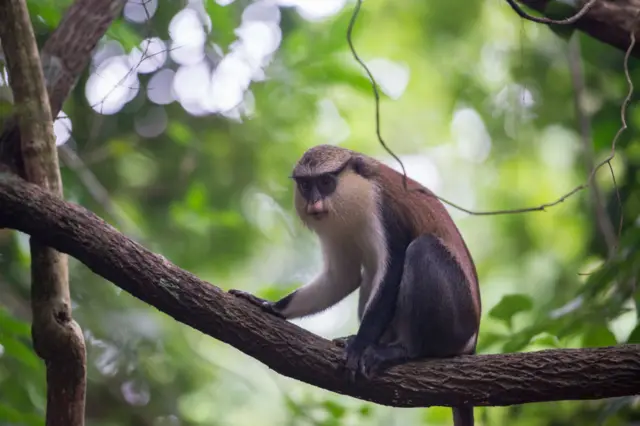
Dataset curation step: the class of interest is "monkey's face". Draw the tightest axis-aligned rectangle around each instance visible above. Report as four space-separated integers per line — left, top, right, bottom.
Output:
293 167 378 235
293 173 338 222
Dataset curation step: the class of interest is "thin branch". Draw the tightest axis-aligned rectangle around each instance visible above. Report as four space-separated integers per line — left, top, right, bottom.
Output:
0 0 86 424
504 0 597 25
0 172 639 408
516 0 640 58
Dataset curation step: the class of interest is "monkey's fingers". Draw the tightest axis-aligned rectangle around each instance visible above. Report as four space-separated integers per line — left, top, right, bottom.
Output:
228 289 285 319
332 335 355 348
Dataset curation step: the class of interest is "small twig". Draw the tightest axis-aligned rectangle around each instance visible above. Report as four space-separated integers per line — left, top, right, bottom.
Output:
345 0 407 179
504 0 597 25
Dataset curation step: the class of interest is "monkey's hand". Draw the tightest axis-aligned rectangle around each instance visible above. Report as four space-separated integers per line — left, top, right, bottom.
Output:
332 335 355 348
228 289 285 319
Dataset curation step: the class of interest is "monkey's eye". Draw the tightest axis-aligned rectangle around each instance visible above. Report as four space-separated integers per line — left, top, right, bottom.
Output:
316 175 336 195
297 180 311 193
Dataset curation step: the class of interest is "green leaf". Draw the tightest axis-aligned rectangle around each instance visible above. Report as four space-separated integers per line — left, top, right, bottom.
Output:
0 403 43 426
529 332 561 349
582 325 617 347
322 400 346 419
476 331 508 351
358 404 372 417
488 294 534 329
626 324 640 344
167 122 195 146
204 0 240 48
0 336 40 369
0 309 31 337
107 20 143 51
0 403 22 422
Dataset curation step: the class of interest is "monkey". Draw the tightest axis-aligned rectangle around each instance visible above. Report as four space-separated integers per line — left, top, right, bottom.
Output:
229 144 481 426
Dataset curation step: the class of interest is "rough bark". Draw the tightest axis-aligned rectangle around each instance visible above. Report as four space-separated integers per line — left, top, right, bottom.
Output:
0 1 87 425
0 172 639 408
518 0 640 58
0 0 126 175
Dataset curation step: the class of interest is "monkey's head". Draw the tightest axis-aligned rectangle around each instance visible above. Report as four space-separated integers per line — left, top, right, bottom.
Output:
292 145 379 235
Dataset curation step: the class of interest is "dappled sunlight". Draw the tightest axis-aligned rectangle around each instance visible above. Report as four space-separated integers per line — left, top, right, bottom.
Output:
86 56 140 115
54 112 72 146
315 98 351 144
168 8 208 66
123 0 158 23
83 0 349 124
365 58 411 100
451 107 492 163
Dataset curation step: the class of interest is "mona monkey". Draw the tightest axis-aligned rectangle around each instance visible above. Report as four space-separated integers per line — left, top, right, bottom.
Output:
229 144 481 426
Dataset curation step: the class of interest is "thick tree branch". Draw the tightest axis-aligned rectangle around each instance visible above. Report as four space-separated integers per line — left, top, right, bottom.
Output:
0 0 126 174
0 0 86 424
516 0 640 58
0 172 639 408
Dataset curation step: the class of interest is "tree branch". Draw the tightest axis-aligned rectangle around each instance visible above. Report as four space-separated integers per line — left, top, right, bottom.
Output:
0 171 639 408
0 0 86 423
516 0 640 58
0 0 126 175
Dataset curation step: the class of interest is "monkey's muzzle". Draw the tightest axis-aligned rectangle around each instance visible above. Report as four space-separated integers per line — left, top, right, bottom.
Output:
306 199 328 220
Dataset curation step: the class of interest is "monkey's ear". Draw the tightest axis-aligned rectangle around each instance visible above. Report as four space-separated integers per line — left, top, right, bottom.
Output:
351 156 374 178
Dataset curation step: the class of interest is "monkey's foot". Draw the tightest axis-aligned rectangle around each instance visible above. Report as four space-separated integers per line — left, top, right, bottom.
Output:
332 335 355 348
343 339 368 382
228 289 285 319
359 344 408 379
343 341 408 380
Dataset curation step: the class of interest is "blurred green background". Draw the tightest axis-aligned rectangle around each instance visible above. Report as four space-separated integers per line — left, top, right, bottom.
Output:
1 0 639 425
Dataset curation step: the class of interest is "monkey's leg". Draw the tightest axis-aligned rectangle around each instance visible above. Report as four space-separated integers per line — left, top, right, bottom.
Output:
358 234 478 376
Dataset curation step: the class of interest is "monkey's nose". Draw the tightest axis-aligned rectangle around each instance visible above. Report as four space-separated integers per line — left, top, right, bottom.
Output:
307 200 326 215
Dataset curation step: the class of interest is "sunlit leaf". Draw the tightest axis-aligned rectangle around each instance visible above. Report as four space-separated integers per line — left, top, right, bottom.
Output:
582 325 617 347
107 20 142 51
626 324 640 344
488 294 534 329
204 0 239 48
476 331 508 351
358 404 372 417
322 400 346 419
0 337 40 369
529 332 561 349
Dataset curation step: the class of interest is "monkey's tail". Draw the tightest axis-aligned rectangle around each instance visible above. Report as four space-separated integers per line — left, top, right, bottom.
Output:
452 406 474 426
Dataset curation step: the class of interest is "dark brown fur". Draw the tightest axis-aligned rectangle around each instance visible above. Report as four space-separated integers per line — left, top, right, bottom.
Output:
374 162 481 323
